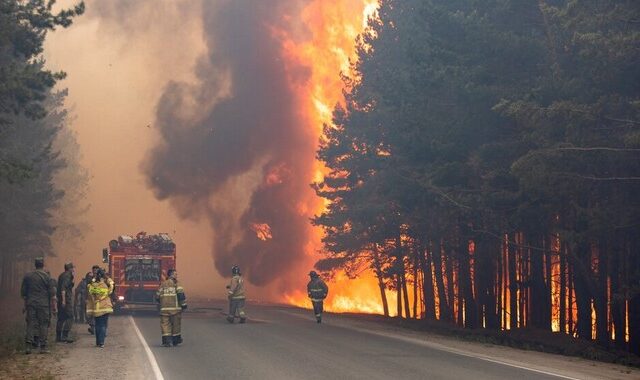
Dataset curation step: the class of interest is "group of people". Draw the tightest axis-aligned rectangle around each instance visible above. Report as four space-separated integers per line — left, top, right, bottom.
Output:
21 257 329 353
20 258 116 353
222 266 329 324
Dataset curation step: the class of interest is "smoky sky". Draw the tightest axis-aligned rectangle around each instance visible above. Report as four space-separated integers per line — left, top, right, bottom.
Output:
145 0 317 286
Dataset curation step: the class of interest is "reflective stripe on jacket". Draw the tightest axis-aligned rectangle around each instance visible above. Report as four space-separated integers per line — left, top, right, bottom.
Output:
86 280 113 317
156 279 186 315
307 278 328 301
227 275 245 300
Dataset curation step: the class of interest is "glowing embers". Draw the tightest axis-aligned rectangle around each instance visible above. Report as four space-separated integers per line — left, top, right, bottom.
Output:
250 223 273 241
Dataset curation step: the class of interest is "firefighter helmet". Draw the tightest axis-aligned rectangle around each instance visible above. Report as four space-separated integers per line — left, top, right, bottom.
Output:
309 270 319 278
232 265 241 275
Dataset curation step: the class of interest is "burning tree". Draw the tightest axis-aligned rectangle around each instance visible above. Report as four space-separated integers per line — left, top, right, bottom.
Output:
314 0 640 354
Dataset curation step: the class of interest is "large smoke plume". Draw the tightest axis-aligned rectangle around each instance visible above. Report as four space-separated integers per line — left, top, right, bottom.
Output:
145 0 318 287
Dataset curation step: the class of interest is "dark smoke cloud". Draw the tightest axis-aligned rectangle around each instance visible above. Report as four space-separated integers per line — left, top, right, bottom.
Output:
145 0 317 286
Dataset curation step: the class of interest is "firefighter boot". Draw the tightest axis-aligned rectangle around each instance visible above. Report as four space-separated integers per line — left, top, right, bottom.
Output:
239 317 246 324
56 331 63 343
172 335 183 346
226 316 234 323
162 336 171 347
316 315 322 324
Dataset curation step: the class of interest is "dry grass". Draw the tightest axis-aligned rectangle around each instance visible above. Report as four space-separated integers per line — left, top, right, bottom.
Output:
0 296 60 379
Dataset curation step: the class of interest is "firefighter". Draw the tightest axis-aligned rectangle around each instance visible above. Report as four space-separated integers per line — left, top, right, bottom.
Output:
86 268 113 348
307 271 328 323
21 257 57 354
226 265 246 323
74 272 90 323
56 262 75 343
155 269 187 347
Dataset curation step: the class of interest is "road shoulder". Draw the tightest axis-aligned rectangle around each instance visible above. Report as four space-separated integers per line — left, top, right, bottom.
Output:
279 307 640 380
53 315 155 379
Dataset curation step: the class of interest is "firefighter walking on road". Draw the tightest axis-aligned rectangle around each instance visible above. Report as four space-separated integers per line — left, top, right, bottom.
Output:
156 269 187 347
226 265 246 323
56 262 75 343
86 268 113 348
307 271 329 323
21 257 57 354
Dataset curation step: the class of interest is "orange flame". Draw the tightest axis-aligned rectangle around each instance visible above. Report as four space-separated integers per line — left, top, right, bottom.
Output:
286 271 397 316
275 0 381 314
250 223 273 241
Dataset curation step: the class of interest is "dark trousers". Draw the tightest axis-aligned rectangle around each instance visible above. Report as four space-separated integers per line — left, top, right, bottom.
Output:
25 305 50 346
56 304 73 338
95 314 109 346
228 299 246 320
74 301 85 323
312 300 324 317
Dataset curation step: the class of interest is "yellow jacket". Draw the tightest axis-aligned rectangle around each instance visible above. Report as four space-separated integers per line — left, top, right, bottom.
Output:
156 279 186 316
86 280 113 317
227 275 245 300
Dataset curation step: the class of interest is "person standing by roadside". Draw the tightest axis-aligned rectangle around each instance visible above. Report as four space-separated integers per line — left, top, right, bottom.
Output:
226 265 247 323
307 271 329 323
87 265 100 335
86 268 113 348
156 269 187 347
21 257 57 354
74 272 90 323
56 262 75 343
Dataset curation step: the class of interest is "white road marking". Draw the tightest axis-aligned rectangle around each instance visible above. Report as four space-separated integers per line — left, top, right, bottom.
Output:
129 315 165 380
276 309 582 380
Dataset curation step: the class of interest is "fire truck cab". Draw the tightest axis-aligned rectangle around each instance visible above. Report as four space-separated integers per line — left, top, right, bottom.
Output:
102 232 176 308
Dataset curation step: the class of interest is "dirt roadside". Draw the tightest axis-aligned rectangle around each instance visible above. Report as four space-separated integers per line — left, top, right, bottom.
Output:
0 315 155 379
51 315 154 379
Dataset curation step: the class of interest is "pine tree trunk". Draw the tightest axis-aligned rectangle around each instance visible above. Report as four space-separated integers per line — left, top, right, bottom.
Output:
413 254 418 319
543 237 552 330
419 245 436 320
402 265 411 319
560 241 567 333
609 238 625 349
628 236 640 355
571 242 594 340
432 241 452 322
508 236 518 330
372 244 390 317
396 272 403 318
459 242 478 328
596 242 609 346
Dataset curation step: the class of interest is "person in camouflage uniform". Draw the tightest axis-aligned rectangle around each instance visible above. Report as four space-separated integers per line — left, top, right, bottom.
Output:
74 272 90 323
21 258 57 354
56 262 75 343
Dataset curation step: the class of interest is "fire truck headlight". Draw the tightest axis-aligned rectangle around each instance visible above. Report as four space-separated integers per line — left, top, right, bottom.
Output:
118 296 125 301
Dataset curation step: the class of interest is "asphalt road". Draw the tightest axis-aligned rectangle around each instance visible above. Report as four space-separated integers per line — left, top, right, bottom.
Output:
125 301 604 380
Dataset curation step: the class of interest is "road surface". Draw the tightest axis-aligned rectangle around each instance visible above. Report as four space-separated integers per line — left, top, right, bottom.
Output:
123 301 637 380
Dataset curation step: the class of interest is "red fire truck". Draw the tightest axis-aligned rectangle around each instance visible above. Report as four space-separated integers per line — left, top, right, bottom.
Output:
102 232 176 308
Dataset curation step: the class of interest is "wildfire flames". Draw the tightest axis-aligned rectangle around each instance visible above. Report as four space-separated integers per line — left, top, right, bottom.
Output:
278 0 385 314
250 223 273 241
146 0 384 312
